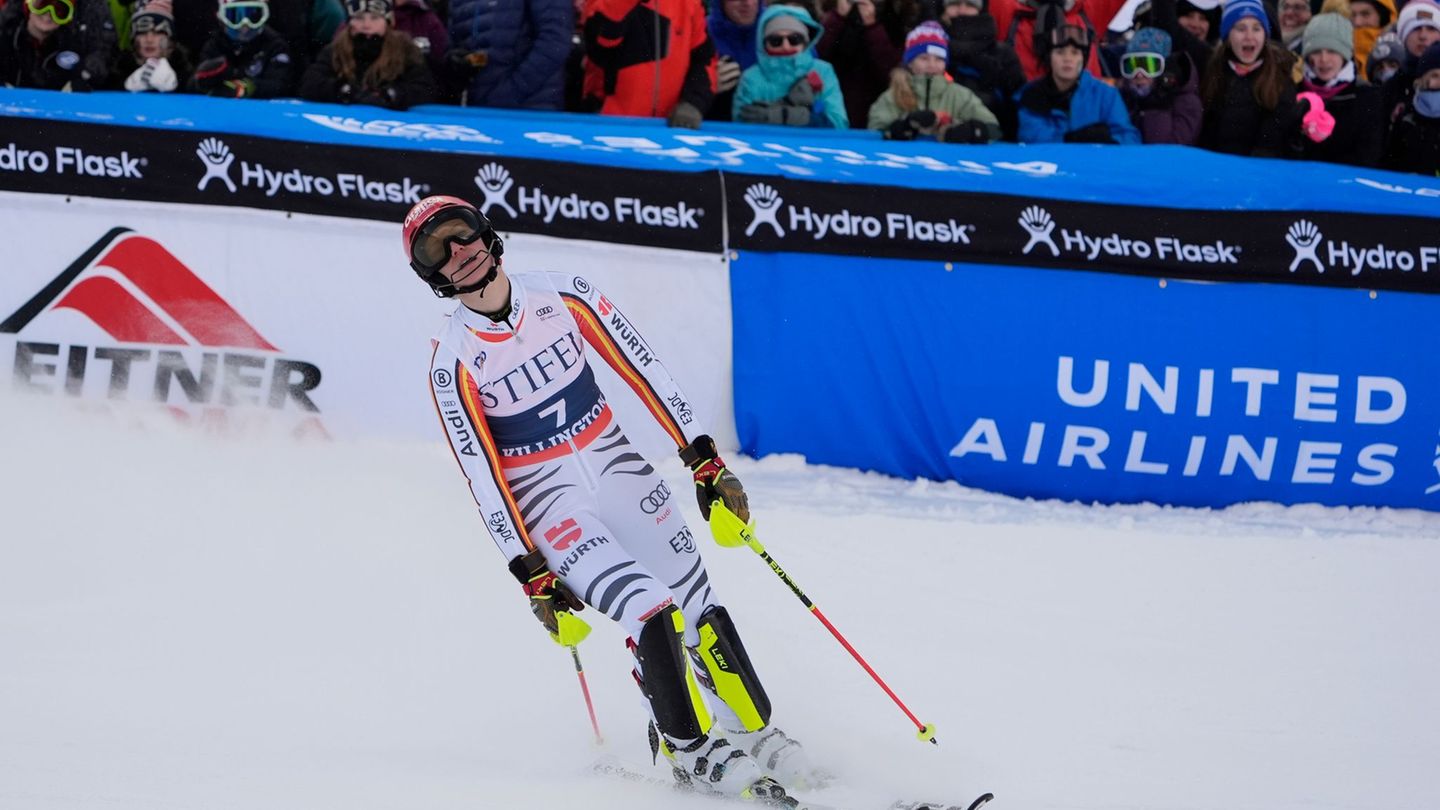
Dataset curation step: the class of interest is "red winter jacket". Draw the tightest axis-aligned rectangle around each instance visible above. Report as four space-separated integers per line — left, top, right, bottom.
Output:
988 0 1127 81
581 0 716 117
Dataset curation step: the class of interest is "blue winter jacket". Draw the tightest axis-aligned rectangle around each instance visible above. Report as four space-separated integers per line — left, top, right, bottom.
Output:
708 0 765 69
1015 71 1141 144
732 6 847 128
449 0 574 109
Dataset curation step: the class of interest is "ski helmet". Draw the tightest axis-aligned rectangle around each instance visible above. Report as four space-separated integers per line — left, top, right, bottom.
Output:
402 195 504 298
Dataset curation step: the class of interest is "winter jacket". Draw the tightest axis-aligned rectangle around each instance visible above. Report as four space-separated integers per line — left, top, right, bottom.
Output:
733 6 848 128
946 12 1025 140
705 0 764 120
0 0 117 90
1296 80 1385 167
189 27 297 98
1385 105 1440 177
1016 70 1141 143
581 0 714 117
396 0 449 79
989 0 1130 81
451 0 573 108
816 6 902 129
299 33 437 109
1120 51 1202 144
868 72 1001 138
1199 63 1302 158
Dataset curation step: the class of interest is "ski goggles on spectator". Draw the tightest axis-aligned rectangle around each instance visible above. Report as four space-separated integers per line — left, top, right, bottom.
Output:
26 0 74 25
1120 51 1165 78
763 32 809 48
218 1 270 30
409 205 492 277
1047 24 1091 51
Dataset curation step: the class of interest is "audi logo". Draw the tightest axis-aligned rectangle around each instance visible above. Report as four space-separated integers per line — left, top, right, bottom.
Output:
639 481 672 514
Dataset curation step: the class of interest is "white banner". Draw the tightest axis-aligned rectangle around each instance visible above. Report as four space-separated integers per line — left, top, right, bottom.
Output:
0 192 736 456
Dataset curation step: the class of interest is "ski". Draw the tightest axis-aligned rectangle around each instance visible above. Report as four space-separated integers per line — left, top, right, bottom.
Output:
589 754 994 810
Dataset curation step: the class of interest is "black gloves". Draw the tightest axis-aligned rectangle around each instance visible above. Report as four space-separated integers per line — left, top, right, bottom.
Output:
1064 122 1117 144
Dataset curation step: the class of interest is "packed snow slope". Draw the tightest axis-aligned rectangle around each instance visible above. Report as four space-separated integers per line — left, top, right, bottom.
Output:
2 398 1438 810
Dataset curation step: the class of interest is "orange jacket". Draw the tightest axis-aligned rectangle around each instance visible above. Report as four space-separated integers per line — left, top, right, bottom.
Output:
582 0 717 117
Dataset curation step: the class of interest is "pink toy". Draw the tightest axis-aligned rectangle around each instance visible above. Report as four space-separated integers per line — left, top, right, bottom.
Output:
1297 91 1336 143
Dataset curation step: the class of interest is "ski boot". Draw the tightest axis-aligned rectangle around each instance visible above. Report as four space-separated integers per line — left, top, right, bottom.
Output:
726 725 827 790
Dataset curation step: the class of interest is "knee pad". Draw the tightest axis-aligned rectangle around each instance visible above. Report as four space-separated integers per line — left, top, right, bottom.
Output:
631 603 713 741
689 605 771 732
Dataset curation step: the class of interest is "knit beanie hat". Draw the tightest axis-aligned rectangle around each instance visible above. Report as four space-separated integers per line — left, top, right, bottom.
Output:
1420 40 1440 75
131 0 175 37
1126 26 1173 55
904 21 950 64
1302 12 1353 59
1399 0 1440 43
1220 0 1270 40
345 0 394 20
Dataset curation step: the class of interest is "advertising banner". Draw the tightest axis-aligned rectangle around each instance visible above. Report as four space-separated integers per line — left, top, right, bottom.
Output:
733 251 1440 511
0 192 734 455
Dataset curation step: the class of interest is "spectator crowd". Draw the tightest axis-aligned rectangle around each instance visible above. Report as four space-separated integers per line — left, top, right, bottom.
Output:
0 0 1436 174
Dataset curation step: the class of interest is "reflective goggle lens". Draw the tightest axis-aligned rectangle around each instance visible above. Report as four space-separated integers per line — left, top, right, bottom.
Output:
220 3 270 29
1120 52 1165 77
27 0 75 24
411 207 485 274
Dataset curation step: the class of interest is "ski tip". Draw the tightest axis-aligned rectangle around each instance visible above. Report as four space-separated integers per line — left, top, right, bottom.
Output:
966 792 995 810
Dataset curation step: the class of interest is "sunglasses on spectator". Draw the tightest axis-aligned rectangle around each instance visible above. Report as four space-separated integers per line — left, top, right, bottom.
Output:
410 206 490 277
1120 51 1165 78
764 33 809 47
1047 24 1091 50
219 1 270 30
26 0 74 24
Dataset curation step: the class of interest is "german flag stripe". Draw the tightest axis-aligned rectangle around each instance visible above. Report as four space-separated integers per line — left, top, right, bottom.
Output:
456 360 535 552
561 293 686 447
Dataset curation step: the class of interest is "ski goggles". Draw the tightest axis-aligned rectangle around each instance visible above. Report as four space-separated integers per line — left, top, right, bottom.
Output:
1047 24 1092 51
1120 51 1165 78
218 1 270 30
26 0 74 25
409 205 491 277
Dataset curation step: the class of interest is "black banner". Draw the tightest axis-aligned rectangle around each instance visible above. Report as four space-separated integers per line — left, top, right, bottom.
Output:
723 172 1440 293
0 118 724 253
4 114 1440 292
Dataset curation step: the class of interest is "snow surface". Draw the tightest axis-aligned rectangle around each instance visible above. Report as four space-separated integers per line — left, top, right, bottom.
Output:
3 397 1439 810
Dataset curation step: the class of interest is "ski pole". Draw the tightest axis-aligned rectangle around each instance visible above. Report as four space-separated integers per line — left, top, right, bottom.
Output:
707 502 939 745
569 644 604 745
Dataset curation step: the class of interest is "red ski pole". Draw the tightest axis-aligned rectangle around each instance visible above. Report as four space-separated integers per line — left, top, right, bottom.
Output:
569 645 603 745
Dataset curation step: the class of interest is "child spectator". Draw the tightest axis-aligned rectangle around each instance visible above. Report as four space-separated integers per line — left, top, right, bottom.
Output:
1348 0 1393 77
0 0 117 89
580 0 712 124
816 0 912 128
1016 22 1141 141
1367 30 1402 84
1385 40 1440 174
988 0 1132 82
734 4 848 126
301 0 434 107
1199 0 1303 156
176 1 346 70
1119 26 1202 142
707 0 765 120
945 0 1026 137
1296 12 1383 165
190 0 296 97
1381 0 1440 119
869 21 1001 139
113 0 190 91
449 0 570 108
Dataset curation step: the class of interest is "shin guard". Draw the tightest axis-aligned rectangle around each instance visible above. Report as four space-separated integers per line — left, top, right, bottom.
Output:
689 606 772 732
631 604 712 742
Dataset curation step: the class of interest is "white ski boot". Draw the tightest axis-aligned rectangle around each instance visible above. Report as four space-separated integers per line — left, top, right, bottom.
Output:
660 730 781 799
726 725 826 790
